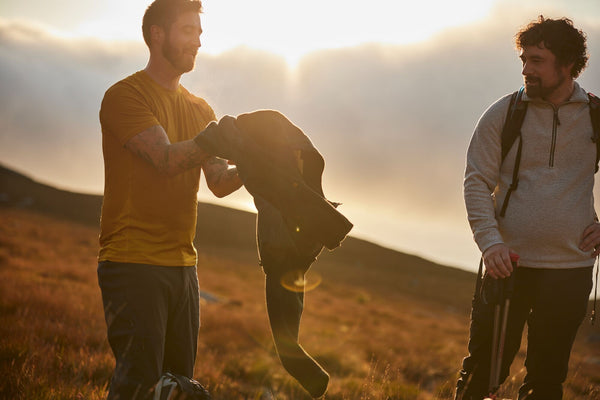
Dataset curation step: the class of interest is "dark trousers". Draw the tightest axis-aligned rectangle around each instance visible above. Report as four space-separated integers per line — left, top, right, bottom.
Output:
97 261 200 400
265 270 329 398
456 266 593 400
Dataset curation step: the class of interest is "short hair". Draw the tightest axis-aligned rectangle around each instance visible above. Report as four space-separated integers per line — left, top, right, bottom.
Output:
515 15 588 78
142 0 203 47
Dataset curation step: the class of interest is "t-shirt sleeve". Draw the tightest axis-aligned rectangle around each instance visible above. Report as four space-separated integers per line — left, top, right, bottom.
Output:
99 82 160 146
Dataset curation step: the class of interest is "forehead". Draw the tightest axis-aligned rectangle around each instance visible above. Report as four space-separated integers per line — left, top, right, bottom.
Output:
172 10 201 29
519 43 555 60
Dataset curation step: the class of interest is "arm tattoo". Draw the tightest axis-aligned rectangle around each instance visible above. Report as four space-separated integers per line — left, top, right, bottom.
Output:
173 143 206 172
203 157 229 186
125 125 209 174
202 157 242 196
126 125 170 170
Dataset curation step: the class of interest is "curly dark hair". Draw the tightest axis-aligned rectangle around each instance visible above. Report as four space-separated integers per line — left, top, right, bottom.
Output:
142 0 203 47
515 15 588 78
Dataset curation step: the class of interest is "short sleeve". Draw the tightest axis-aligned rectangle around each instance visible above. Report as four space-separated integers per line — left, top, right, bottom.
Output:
99 82 160 146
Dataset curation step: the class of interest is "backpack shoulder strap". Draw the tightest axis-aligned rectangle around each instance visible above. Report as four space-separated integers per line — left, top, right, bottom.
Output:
588 92 600 173
501 87 528 163
499 87 528 217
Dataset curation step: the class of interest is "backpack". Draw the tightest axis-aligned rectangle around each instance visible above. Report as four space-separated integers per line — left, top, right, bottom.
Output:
152 372 212 400
498 86 600 217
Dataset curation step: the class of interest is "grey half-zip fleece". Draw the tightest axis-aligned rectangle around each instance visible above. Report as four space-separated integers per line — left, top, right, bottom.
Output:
464 82 596 268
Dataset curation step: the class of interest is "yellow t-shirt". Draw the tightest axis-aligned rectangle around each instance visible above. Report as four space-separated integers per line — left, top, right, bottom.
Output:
98 70 216 266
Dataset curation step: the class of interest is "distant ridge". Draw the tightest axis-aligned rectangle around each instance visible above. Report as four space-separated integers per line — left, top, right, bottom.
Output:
0 164 103 226
0 163 257 250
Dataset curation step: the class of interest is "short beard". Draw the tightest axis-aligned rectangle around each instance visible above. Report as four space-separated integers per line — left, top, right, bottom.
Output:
524 64 568 100
162 36 195 74
524 77 544 98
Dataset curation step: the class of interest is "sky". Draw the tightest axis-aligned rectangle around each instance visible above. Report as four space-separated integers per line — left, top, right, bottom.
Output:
1 0 600 272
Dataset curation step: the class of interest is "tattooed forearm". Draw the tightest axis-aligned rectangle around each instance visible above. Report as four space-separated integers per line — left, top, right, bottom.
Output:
202 158 242 197
124 124 211 176
126 123 242 194
202 157 228 186
170 140 210 172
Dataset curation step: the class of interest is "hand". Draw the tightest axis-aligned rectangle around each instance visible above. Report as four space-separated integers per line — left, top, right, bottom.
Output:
218 114 236 126
580 221 600 257
218 115 240 139
483 243 517 279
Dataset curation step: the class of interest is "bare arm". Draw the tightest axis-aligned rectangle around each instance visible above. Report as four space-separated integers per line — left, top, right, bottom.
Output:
124 124 212 176
124 117 243 196
201 157 243 198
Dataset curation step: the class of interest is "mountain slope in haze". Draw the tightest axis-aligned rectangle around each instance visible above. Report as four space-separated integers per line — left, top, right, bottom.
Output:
0 163 257 249
0 162 475 309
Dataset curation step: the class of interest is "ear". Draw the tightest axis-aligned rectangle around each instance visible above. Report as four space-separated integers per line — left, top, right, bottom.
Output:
560 60 576 78
150 24 165 47
567 62 576 77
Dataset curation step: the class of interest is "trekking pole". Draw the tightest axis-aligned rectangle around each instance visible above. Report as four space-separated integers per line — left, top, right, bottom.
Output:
488 254 519 398
489 299 502 393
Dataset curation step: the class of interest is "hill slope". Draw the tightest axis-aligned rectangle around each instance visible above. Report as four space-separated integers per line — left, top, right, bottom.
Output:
1 164 599 399
0 163 475 308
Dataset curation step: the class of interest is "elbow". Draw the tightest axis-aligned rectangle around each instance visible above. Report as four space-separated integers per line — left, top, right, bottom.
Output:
208 184 238 198
211 189 228 198
207 183 228 198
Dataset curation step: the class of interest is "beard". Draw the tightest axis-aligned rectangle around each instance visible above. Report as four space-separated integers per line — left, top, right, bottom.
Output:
162 39 196 74
524 72 567 100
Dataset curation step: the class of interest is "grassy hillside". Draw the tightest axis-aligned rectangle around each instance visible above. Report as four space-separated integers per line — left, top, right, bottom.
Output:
1 165 599 399
0 164 475 309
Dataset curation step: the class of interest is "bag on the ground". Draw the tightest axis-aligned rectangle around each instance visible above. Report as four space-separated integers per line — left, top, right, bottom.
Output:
152 372 212 400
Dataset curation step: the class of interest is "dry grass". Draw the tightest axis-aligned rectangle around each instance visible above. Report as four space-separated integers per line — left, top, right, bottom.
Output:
1 207 599 399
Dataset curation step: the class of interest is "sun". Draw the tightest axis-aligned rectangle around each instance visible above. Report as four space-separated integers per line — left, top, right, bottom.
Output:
200 0 495 65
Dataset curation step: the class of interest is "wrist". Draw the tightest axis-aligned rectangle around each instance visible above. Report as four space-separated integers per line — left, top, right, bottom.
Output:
193 120 218 149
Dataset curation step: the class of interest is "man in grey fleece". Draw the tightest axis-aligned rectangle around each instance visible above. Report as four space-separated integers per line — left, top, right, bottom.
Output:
455 16 598 400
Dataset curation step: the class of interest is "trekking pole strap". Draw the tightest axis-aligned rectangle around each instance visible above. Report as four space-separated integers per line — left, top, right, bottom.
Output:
475 257 484 300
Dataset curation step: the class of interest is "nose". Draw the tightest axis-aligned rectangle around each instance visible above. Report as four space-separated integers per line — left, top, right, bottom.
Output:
521 61 531 76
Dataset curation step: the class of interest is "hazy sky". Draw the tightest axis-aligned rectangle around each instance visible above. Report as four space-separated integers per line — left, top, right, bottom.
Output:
0 0 496 63
1 0 600 271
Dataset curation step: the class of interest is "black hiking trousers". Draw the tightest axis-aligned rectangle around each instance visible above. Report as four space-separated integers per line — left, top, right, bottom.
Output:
456 266 593 400
98 261 200 400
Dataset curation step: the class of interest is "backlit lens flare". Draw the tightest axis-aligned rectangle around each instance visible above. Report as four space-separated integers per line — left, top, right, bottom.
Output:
280 269 322 292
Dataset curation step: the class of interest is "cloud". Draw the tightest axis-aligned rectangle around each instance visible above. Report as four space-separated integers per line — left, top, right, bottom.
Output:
0 19 149 192
1 5 600 269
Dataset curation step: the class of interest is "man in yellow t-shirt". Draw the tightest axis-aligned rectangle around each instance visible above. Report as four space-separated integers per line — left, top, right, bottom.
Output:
97 1 242 398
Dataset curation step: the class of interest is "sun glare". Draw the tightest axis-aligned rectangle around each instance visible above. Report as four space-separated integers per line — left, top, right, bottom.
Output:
52 0 495 66
201 0 495 65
